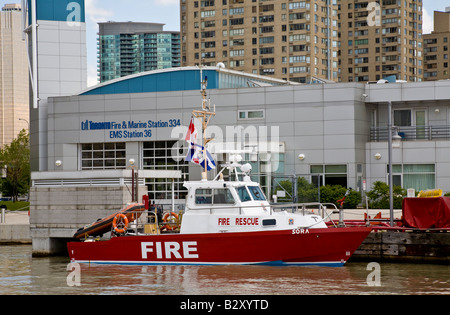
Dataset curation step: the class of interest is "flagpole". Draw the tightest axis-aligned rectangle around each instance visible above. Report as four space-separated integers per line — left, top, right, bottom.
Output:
191 66 215 180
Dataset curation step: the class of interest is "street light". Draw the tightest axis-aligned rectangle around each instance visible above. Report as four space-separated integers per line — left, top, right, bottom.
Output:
387 101 402 227
18 118 29 130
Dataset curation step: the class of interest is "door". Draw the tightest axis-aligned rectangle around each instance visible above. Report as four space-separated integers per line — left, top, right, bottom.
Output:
414 109 426 140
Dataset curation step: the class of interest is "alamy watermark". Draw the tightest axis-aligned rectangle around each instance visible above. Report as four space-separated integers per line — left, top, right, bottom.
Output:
367 2 381 27
366 262 381 286
66 262 81 287
171 124 281 169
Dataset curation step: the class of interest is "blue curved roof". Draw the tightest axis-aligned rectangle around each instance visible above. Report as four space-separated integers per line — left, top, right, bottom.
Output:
80 68 218 96
79 66 291 96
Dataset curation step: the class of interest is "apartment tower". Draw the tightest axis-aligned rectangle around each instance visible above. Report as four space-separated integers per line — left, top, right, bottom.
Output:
423 8 450 81
0 4 29 147
98 22 181 83
180 0 339 83
181 0 424 83
339 0 423 82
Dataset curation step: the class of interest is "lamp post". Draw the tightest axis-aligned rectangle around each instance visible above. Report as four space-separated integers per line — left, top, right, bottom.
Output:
129 158 138 202
18 118 29 130
387 101 402 227
387 101 394 227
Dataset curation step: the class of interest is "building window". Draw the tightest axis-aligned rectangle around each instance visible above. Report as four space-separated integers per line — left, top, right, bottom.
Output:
238 110 265 120
80 143 126 170
310 164 348 187
143 140 189 200
388 164 435 192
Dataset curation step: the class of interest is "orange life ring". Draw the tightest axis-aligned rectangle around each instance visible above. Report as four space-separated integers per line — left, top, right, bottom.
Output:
163 212 179 231
113 213 129 234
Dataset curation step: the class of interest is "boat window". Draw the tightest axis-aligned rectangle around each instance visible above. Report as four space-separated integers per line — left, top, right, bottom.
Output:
195 188 235 205
195 189 212 204
213 188 235 204
248 186 266 201
237 186 252 202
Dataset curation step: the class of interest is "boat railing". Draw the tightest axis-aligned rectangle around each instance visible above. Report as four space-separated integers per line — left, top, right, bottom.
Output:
120 201 342 236
271 202 341 227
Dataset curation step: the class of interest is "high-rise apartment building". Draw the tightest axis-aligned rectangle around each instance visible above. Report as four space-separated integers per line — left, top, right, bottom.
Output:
423 8 450 81
180 0 339 83
0 4 29 147
98 22 181 83
181 0 424 83
339 0 423 82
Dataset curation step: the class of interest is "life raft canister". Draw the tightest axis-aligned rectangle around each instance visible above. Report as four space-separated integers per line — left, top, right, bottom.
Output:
162 212 179 231
113 213 129 234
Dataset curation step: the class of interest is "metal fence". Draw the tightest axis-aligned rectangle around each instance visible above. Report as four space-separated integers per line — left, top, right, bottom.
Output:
370 125 450 142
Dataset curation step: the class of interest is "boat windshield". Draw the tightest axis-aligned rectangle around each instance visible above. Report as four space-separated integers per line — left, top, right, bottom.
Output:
236 186 252 202
236 185 266 202
248 186 266 201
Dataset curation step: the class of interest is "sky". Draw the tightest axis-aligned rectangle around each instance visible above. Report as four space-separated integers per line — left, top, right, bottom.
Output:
1 0 449 87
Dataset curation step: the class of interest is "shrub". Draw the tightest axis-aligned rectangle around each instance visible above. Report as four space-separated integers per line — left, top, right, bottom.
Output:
366 181 405 209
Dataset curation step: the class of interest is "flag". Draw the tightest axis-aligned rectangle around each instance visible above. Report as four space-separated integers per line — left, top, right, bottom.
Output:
185 143 216 170
185 117 198 144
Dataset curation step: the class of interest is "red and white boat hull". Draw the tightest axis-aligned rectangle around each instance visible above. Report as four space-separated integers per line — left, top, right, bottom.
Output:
67 227 371 267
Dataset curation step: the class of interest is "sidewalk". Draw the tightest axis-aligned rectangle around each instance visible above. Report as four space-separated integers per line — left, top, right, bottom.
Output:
1 211 30 225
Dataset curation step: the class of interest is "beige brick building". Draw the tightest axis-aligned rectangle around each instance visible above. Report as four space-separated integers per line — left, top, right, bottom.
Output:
180 0 424 83
0 4 29 147
423 9 450 81
339 0 423 83
180 0 339 83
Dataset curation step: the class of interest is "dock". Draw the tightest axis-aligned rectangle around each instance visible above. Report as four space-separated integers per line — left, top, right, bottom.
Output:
352 229 450 264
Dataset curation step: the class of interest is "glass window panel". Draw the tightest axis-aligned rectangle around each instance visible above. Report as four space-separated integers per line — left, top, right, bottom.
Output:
325 165 347 173
93 160 103 167
248 110 264 118
104 143 115 150
394 109 412 126
105 159 115 167
404 174 435 191
310 165 323 173
248 186 266 201
213 189 235 204
104 151 115 158
403 164 435 173
93 143 103 150
237 186 252 202
93 151 104 159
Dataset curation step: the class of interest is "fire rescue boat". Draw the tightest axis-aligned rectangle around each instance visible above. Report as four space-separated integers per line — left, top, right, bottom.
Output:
67 69 371 266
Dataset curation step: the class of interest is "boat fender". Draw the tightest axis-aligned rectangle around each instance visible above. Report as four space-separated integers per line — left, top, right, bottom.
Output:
163 212 179 231
113 213 129 234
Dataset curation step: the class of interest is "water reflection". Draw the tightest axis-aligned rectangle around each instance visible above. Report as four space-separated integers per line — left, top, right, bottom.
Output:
0 246 449 295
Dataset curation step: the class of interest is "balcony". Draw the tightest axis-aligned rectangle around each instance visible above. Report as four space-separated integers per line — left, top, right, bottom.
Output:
370 125 450 142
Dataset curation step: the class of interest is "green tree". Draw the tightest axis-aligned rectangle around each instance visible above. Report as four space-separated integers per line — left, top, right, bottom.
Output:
0 129 30 202
366 181 405 209
273 177 361 208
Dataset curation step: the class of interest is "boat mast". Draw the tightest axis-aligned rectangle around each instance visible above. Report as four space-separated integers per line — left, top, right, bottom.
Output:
192 66 216 180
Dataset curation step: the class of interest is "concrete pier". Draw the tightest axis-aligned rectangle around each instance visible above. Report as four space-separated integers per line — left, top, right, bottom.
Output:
0 212 31 244
29 170 181 256
352 230 450 264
